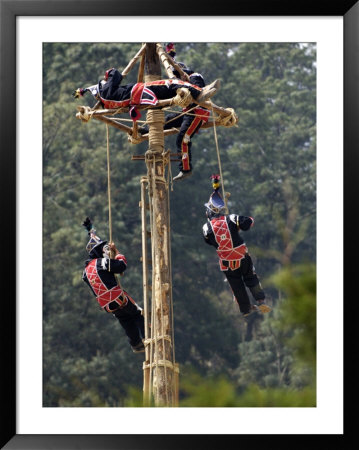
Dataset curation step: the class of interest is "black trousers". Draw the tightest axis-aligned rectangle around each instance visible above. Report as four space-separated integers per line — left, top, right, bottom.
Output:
112 299 144 347
149 83 201 101
164 111 203 172
223 254 265 314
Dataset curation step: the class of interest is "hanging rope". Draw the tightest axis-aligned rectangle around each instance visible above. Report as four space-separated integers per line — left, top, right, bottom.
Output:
106 124 113 245
210 101 229 212
167 149 174 192
165 155 176 364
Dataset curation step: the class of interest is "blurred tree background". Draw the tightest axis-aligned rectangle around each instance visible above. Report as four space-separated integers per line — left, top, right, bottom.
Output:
43 42 316 407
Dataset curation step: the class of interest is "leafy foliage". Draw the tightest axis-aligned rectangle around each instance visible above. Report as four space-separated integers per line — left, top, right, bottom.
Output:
124 264 316 407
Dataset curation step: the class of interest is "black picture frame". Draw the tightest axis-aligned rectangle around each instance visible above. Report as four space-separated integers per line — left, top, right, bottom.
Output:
1 1 356 448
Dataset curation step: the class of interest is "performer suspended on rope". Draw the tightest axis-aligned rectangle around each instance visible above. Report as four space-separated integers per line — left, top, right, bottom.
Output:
140 43 211 182
72 67 219 112
202 175 271 318
82 217 145 353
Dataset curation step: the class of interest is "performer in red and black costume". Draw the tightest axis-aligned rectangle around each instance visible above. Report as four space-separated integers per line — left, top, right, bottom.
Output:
73 67 207 111
202 176 271 317
163 43 210 182
138 43 211 181
82 217 145 353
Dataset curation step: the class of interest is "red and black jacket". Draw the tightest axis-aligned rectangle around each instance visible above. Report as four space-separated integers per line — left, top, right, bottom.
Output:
98 69 134 108
203 214 254 270
82 254 129 311
98 68 202 109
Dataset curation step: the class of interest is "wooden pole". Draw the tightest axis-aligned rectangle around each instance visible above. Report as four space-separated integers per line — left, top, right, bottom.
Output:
140 177 151 406
76 98 234 121
137 46 146 83
156 43 176 79
143 43 177 407
121 43 147 77
156 43 190 82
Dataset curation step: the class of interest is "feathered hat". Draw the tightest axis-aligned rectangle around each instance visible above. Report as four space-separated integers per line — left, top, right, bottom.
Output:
165 42 176 58
83 217 107 259
204 174 227 216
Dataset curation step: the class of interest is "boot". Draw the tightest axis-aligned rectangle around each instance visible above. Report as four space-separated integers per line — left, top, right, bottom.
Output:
131 340 145 353
196 79 221 102
242 305 259 318
138 125 148 135
173 170 192 182
257 299 272 314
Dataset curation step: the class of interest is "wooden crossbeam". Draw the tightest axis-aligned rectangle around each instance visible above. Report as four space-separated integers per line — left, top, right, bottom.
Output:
121 43 147 77
132 153 180 162
84 97 232 119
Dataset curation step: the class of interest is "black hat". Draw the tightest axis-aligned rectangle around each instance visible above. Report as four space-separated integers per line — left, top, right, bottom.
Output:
87 234 108 259
172 61 194 78
205 190 226 216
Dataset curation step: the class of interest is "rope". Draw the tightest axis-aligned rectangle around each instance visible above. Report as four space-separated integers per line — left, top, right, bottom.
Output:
210 101 229 213
106 124 113 243
76 106 94 122
163 104 202 128
144 157 155 402
218 108 238 127
146 109 165 148
147 164 155 403
165 158 176 364
127 104 206 145
106 122 118 279
166 149 174 191
172 88 193 108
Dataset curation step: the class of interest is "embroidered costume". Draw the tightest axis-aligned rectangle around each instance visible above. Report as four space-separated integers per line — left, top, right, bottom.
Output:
202 179 267 316
82 217 145 353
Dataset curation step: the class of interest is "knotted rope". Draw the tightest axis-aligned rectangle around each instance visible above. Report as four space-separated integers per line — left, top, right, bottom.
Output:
76 105 94 123
171 88 193 108
218 108 238 127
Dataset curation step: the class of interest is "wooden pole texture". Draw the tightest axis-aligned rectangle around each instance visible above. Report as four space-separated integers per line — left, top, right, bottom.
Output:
140 177 151 406
143 43 177 407
121 43 147 77
156 43 190 82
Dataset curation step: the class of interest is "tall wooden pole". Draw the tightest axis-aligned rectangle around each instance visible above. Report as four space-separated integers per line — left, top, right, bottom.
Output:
142 43 178 407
